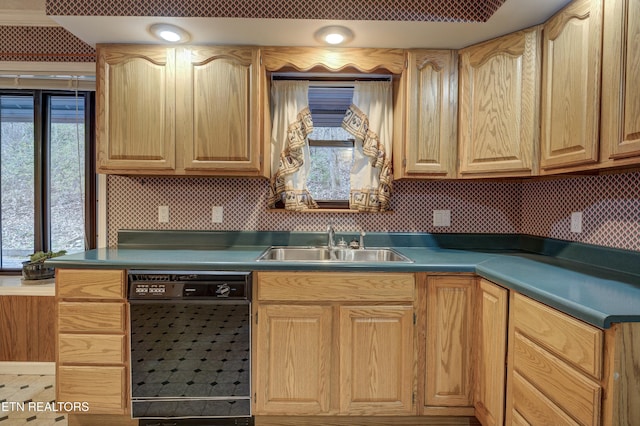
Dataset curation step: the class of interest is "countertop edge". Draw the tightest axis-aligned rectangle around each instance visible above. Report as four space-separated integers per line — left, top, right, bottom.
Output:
45 246 640 329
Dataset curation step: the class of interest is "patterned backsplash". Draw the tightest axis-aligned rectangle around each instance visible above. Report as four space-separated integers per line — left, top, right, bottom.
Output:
107 171 640 252
107 176 521 246
521 172 640 252
46 0 506 23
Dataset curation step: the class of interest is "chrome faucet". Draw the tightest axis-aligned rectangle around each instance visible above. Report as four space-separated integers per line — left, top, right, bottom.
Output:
327 222 336 249
359 231 366 250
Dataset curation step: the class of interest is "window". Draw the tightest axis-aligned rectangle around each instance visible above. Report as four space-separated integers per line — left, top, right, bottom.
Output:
270 74 393 211
307 131 354 207
0 90 95 271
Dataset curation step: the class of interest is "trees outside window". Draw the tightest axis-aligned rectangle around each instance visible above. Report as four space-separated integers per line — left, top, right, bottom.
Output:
0 91 95 271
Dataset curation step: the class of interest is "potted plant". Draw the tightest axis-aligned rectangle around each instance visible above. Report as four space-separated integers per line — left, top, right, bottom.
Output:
22 250 66 280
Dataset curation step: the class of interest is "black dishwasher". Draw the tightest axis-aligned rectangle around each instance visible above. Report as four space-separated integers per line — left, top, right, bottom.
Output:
128 270 253 426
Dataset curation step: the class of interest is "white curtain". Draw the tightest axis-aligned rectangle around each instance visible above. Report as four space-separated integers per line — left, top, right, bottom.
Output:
268 81 318 210
342 81 393 212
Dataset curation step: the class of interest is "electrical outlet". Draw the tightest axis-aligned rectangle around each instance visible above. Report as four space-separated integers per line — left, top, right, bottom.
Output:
433 210 451 227
212 206 224 223
158 205 170 223
571 211 583 233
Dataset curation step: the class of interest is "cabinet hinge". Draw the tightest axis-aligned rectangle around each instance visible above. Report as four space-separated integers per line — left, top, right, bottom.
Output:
403 158 407 167
413 312 416 325
255 312 258 324
412 392 415 405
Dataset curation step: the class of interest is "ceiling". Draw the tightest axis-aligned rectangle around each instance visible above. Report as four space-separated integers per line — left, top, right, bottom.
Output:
46 0 572 50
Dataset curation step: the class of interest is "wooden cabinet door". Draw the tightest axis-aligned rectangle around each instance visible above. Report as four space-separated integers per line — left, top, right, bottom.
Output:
57 366 127 414
254 304 333 415
601 0 640 162
474 279 508 426
97 45 176 173
399 50 457 178
338 305 414 415
425 276 473 407
458 27 541 178
177 46 262 175
540 0 603 171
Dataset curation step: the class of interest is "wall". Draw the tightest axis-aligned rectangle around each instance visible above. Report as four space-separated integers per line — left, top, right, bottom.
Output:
0 26 94 62
107 176 521 246
107 171 640 252
521 172 640 251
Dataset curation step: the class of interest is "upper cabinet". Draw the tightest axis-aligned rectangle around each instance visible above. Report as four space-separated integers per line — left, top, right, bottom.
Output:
97 44 265 177
94 3 639 180
394 50 458 179
600 0 640 164
177 46 263 174
97 45 176 173
458 27 541 178
540 0 603 172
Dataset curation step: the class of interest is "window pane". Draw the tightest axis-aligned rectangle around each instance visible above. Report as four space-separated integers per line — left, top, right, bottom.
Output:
49 95 85 254
0 95 35 268
307 145 352 200
307 127 353 201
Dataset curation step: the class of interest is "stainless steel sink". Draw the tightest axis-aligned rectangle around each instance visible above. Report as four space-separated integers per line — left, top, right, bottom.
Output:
256 246 413 263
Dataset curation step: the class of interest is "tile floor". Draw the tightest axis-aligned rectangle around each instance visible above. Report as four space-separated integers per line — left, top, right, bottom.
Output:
0 375 66 425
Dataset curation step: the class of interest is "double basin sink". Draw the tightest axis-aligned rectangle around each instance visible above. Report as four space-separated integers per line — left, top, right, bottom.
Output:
257 246 413 263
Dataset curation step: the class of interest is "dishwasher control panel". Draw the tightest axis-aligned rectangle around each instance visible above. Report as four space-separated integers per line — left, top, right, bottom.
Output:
128 271 251 301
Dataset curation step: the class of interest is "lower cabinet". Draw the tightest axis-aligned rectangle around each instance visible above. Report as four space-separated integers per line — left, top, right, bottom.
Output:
253 271 416 416
421 274 475 413
506 292 603 426
55 269 129 416
474 279 508 426
57 366 127 413
254 304 333 415
338 305 415 415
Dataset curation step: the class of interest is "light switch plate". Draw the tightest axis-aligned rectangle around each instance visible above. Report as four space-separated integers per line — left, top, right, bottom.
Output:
158 205 169 223
570 211 583 233
212 206 224 223
433 210 451 227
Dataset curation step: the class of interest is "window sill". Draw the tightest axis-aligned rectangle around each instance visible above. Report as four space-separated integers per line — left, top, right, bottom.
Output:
267 208 393 213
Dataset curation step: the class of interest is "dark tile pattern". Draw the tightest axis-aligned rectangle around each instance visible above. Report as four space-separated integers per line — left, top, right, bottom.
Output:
0 375 66 425
46 0 506 22
130 303 251 418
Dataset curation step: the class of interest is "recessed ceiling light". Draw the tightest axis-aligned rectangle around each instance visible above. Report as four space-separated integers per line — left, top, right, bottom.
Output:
314 26 354 46
149 23 191 43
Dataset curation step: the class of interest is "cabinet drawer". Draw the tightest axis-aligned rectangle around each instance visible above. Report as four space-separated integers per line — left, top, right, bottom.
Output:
513 332 601 426
512 371 580 426
57 269 125 299
59 334 125 364
257 272 415 302
512 293 603 378
58 302 125 333
57 365 126 414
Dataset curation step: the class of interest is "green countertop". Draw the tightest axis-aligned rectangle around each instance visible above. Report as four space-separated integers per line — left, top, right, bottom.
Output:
47 231 640 329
